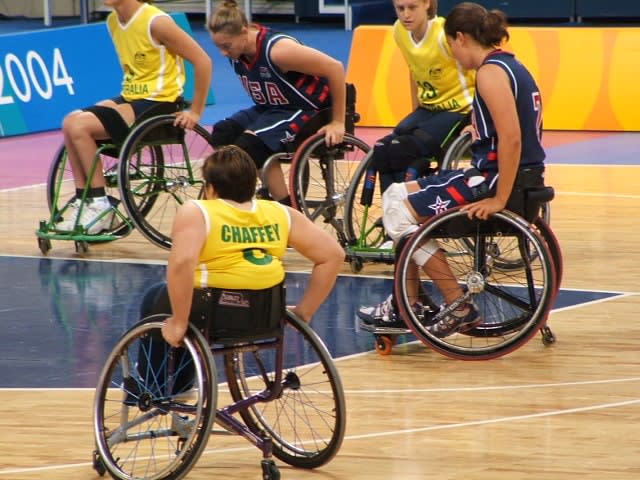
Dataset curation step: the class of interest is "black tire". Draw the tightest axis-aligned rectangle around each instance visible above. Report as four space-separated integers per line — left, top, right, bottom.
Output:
224 311 346 469
394 208 555 360
93 315 217 480
289 132 370 242
118 115 214 250
343 150 388 248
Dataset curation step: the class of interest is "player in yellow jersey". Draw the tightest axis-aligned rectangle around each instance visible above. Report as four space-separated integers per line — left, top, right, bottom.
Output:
134 146 345 347
56 0 212 234
371 0 475 195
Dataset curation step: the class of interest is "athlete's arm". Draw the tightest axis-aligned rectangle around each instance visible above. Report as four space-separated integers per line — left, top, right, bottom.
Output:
162 201 207 347
285 207 344 322
151 15 212 129
462 63 521 220
270 38 346 146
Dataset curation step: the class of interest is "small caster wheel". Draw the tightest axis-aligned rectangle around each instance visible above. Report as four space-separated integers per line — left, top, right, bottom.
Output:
261 459 280 480
540 325 556 346
38 237 52 255
92 450 106 476
75 240 89 255
350 256 363 273
374 335 395 355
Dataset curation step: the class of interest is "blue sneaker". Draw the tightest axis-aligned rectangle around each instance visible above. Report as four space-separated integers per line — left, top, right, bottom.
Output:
429 302 482 338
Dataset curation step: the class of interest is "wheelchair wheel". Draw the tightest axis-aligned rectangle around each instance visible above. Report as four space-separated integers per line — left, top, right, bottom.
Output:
46 143 132 240
441 132 551 270
342 149 386 248
224 311 346 469
394 208 556 360
440 131 473 171
289 132 370 243
118 115 214 250
93 315 217 480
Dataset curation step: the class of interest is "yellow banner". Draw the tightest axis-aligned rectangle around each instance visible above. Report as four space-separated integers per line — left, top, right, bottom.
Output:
346 25 640 131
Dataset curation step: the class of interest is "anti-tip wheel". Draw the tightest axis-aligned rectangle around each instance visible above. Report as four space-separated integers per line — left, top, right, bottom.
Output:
261 459 280 480
540 325 556 346
374 335 395 355
37 237 52 255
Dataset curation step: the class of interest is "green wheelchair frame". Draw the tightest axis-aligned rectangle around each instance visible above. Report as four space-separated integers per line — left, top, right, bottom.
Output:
342 117 471 273
36 103 214 255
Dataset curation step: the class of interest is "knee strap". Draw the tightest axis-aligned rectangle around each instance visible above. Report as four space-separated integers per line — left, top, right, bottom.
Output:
235 133 274 169
83 105 130 145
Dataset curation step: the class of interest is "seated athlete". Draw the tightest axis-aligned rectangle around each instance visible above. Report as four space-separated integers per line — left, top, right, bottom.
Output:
206 0 346 205
135 145 345 349
358 2 546 338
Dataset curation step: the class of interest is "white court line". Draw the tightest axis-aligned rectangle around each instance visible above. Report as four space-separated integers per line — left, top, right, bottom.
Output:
1 397 638 476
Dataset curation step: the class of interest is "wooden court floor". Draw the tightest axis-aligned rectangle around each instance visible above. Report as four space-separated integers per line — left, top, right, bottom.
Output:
1 133 639 479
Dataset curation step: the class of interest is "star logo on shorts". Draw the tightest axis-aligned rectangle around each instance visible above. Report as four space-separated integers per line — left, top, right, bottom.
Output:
428 196 451 215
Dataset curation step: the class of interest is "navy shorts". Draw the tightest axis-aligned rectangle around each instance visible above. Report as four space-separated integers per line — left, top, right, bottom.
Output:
228 105 322 152
408 169 498 217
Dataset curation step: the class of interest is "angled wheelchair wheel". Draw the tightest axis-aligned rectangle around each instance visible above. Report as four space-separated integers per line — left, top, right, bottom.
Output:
343 150 386 248
118 115 214 250
46 143 132 240
394 208 556 360
289 132 370 243
441 132 551 270
440 131 473 171
93 315 217 480
224 311 346 469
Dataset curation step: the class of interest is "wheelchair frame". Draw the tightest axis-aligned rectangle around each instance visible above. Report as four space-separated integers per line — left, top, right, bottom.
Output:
342 117 470 273
36 109 214 255
92 310 346 480
383 183 562 359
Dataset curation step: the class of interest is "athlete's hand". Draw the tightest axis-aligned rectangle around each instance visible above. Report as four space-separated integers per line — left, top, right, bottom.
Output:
318 121 345 147
173 110 200 130
460 124 478 141
161 316 188 348
461 197 505 220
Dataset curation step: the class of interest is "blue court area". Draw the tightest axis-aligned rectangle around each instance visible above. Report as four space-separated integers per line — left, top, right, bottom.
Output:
0 255 623 388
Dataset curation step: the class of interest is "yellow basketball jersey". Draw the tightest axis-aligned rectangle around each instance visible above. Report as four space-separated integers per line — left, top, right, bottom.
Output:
107 3 185 102
193 199 290 290
393 17 475 113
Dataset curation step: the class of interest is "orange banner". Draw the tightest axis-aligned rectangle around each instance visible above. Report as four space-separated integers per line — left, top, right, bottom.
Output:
346 25 640 131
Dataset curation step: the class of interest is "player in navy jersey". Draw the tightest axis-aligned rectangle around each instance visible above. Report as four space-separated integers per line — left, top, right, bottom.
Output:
358 2 547 338
207 0 346 205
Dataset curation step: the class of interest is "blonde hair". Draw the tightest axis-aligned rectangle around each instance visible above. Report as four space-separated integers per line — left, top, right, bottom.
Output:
208 0 248 35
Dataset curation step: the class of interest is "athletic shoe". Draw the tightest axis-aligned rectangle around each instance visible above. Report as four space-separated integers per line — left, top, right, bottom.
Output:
429 302 483 338
357 294 423 329
55 197 82 231
77 198 115 234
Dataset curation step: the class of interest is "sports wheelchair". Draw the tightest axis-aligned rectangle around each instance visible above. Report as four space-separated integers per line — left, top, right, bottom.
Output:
342 116 470 273
258 83 371 244
92 285 346 480
383 168 562 359
36 100 214 255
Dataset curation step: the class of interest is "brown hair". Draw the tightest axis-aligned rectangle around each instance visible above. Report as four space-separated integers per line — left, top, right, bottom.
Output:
208 0 248 35
444 2 509 47
428 0 438 19
202 145 257 202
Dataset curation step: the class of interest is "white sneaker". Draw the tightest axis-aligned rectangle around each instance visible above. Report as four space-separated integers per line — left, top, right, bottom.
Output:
77 198 115 234
55 198 82 231
379 239 394 250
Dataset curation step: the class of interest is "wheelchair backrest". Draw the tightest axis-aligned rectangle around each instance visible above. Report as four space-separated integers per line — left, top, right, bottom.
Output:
284 83 360 153
193 283 286 344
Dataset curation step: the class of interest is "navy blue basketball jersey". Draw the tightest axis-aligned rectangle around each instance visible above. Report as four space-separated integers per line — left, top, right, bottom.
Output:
231 26 331 110
471 50 545 172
